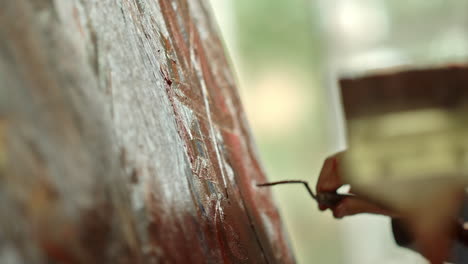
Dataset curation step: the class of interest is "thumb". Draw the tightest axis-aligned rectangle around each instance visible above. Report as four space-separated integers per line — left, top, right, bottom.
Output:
316 155 342 193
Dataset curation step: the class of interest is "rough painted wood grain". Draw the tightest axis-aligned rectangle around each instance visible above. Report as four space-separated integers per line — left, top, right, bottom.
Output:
0 0 294 263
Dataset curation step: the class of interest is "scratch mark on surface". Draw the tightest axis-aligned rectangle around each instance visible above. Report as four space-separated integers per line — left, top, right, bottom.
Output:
199 79 228 197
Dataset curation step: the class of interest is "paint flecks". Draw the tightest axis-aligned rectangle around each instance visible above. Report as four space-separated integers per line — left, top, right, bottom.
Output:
260 212 276 245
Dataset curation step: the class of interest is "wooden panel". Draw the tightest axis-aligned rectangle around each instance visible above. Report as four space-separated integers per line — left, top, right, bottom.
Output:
0 0 294 263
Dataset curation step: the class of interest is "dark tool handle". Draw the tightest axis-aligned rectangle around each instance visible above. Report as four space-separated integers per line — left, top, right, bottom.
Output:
316 192 354 208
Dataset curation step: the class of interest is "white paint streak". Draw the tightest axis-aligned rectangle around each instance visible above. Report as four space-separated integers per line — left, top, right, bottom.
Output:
215 198 224 221
224 156 235 182
260 212 281 259
131 183 145 211
174 88 186 99
178 103 195 140
200 80 228 193
150 3 169 36
187 1 210 40
171 1 178 11
190 42 228 194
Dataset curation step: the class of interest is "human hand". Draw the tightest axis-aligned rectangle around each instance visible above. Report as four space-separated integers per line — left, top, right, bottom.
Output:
316 153 398 218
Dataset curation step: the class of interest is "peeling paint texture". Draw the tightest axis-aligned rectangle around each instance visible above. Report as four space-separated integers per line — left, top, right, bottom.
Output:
0 0 294 263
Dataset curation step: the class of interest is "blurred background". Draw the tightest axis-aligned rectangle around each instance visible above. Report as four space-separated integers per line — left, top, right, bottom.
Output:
209 0 468 263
